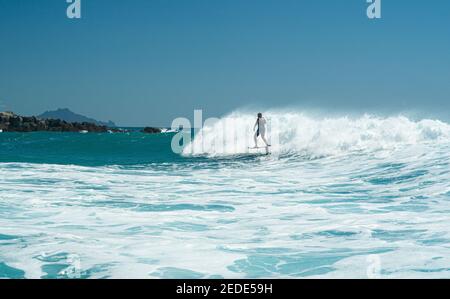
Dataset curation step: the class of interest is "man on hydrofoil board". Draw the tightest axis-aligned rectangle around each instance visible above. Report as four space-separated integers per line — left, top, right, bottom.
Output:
253 113 271 148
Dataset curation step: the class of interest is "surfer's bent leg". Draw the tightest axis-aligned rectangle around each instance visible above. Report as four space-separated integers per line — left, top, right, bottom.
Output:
254 131 258 147
261 132 270 146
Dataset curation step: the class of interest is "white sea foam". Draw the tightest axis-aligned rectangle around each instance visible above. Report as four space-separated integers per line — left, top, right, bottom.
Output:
1 111 450 279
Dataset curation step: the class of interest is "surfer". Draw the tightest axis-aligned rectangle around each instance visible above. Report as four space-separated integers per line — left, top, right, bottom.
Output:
253 113 270 148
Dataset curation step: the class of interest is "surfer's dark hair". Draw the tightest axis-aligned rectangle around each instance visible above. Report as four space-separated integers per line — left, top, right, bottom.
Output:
258 113 262 118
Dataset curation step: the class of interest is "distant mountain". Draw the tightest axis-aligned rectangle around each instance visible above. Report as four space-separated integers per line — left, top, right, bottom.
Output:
38 108 116 127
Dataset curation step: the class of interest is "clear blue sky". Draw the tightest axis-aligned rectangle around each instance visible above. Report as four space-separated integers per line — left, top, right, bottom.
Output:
1 0 449 126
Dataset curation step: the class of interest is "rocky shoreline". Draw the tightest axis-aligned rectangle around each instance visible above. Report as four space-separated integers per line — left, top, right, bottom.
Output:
0 112 161 134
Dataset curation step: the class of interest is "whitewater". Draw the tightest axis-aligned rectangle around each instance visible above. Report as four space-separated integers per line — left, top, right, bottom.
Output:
1 111 450 278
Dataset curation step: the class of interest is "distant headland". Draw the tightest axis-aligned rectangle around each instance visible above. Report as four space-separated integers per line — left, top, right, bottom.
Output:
0 109 162 134
38 108 116 127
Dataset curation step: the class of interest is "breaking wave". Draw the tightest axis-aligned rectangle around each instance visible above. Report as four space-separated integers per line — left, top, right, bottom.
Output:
183 111 450 157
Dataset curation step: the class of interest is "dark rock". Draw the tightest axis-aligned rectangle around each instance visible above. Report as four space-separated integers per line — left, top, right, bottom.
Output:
0 111 112 133
142 127 162 134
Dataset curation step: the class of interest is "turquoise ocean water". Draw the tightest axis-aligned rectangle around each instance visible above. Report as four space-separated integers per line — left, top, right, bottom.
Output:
1 112 450 278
